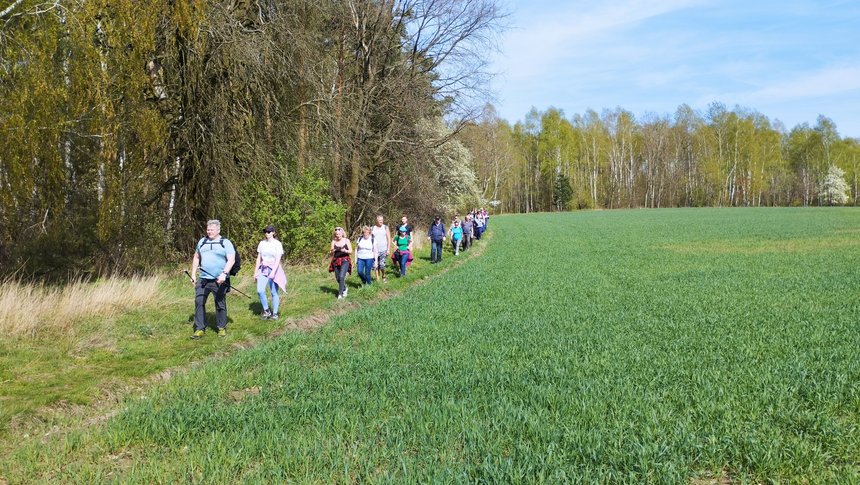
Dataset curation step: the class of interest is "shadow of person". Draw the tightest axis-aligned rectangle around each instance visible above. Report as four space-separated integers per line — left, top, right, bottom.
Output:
248 301 263 314
185 313 234 331
318 285 339 296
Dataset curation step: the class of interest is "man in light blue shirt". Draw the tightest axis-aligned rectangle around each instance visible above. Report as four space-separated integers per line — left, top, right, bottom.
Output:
189 219 235 339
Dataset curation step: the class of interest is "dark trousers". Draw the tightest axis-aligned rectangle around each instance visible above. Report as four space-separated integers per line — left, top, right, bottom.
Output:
430 239 443 262
194 279 228 330
334 261 350 295
463 234 472 250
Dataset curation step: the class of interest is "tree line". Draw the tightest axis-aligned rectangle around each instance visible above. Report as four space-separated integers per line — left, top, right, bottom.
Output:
461 104 860 213
0 0 502 279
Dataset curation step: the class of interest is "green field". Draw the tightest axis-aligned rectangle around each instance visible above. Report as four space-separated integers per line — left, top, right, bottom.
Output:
3 208 860 483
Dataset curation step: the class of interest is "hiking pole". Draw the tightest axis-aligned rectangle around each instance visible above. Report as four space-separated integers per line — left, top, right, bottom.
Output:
192 268 253 299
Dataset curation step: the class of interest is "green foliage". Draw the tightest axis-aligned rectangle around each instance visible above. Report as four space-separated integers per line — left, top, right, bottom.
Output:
238 171 346 262
552 171 573 210
460 104 859 212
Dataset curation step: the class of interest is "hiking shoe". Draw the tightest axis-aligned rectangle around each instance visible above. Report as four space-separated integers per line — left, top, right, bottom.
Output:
260 309 272 320
270 313 279 321
337 294 343 300
343 288 348 297
191 330 204 340
218 328 226 337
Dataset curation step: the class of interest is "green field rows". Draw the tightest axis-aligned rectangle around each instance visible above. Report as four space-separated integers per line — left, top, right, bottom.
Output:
3 208 860 483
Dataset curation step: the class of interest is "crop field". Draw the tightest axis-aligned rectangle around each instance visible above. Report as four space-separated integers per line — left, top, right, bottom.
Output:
2 208 860 483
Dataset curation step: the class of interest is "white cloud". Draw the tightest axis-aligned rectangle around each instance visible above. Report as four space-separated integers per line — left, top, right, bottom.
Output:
748 66 860 101
496 0 712 82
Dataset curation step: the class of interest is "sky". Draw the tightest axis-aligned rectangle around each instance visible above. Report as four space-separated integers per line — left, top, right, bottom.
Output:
488 0 860 138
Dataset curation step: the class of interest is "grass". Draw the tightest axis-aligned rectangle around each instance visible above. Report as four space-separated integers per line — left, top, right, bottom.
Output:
0 276 161 338
3 209 860 483
0 231 474 429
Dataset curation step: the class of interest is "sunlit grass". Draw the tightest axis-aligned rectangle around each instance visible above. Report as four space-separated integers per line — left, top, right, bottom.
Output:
2 209 859 483
0 276 162 338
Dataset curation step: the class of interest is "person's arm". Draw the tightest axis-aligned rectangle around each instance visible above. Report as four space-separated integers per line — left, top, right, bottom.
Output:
254 250 263 280
329 240 336 254
344 239 352 254
190 251 200 285
407 236 413 252
218 253 235 284
387 227 393 252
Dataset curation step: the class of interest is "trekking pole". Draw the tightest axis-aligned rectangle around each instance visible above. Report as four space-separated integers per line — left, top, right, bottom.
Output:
193 268 253 299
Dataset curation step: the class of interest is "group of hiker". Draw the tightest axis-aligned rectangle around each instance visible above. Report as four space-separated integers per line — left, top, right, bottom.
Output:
188 210 489 339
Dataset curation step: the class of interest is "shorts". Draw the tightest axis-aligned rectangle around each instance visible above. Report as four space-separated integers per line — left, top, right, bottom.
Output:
376 251 388 269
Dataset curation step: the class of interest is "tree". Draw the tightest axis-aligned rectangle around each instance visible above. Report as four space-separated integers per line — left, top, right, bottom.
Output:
819 165 850 205
552 170 573 211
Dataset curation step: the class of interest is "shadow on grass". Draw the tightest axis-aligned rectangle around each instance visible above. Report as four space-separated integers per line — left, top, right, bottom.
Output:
184 313 235 331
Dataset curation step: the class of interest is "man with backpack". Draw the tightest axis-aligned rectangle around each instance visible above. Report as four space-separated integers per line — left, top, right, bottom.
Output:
427 216 446 263
189 219 236 339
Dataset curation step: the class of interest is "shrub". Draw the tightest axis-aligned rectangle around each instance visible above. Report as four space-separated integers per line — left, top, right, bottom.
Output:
238 170 346 263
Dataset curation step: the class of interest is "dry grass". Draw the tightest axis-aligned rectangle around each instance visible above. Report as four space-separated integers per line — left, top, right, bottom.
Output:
0 276 162 338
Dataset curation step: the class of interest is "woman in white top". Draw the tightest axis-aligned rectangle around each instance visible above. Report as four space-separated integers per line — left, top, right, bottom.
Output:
254 225 286 320
355 225 379 286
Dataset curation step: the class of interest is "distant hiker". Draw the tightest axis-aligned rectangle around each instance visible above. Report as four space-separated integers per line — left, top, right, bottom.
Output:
328 227 352 299
399 215 414 237
355 225 380 286
371 215 392 283
189 219 235 339
474 212 486 240
254 225 286 320
427 216 446 263
461 214 474 250
449 218 464 255
392 225 413 277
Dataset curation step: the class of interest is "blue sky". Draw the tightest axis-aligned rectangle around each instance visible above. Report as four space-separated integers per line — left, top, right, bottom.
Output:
488 0 860 137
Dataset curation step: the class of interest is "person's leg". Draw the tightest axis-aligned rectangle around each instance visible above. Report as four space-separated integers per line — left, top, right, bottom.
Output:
357 258 368 284
256 276 270 312
377 252 387 281
436 240 443 262
399 252 409 276
364 259 373 284
269 279 280 315
214 282 228 329
336 262 349 295
342 262 351 294
193 280 209 331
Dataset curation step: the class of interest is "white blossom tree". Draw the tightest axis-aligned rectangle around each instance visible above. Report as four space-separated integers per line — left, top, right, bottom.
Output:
819 165 850 205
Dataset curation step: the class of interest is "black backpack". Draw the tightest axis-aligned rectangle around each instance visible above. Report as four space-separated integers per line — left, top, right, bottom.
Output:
197 237 242 276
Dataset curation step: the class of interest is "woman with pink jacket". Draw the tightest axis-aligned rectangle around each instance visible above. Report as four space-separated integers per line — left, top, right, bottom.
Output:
254 225 288 320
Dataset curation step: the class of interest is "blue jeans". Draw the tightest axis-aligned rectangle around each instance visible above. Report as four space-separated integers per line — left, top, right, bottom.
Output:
334 260 350 295
430 239 443 262
398 251 409 276
256 274 280 313
357 258 374 285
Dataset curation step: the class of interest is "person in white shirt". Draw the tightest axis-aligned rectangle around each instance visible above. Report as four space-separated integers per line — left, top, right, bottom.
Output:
254 225 286 320
370 215 392 283
355 225 380 285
